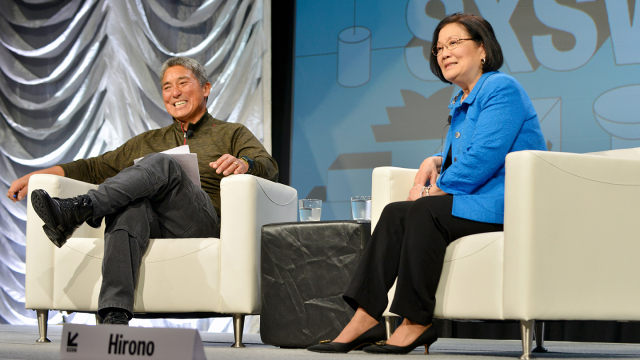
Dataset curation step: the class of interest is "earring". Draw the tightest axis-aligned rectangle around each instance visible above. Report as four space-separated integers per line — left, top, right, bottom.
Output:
481 58 486 65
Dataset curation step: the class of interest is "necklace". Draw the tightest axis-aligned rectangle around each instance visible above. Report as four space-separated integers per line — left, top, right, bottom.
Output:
451 93 460 105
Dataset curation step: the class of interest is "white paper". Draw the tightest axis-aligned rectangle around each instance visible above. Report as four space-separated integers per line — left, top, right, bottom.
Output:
159 145 190 155
134 146 201 188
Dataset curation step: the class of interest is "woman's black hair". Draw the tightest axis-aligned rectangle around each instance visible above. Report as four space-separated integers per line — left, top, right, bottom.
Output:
429 13 504 84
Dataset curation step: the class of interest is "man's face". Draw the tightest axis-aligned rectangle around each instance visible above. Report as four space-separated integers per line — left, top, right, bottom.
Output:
161 65 211 124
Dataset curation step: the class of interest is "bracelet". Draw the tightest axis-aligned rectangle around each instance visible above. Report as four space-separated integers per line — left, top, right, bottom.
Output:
420 184 432 197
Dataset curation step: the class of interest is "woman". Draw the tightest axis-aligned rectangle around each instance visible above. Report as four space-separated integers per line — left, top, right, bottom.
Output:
307 13 547 355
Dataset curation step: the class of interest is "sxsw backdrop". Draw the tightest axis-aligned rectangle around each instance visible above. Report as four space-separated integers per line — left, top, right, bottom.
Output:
291 0 640 221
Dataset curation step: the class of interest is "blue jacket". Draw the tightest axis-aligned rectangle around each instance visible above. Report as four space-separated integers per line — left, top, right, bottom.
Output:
435 71 546 224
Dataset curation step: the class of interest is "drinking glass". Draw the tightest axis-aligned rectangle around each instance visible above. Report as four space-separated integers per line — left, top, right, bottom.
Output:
351 196 372 221
299 199 322 221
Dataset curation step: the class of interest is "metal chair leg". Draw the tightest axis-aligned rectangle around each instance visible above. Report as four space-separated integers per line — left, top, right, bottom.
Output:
384 316 396 339
533 321 548 353
231 314 246 348
36 310 51 343
519 320 535 360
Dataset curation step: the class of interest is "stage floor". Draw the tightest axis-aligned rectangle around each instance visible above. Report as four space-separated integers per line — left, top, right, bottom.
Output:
1 324 640 359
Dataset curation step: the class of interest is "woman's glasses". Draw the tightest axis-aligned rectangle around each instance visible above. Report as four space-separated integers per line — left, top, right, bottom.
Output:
432 37 475 56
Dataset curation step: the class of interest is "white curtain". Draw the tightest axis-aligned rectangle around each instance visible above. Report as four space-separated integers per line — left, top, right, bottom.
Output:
0 0 267 329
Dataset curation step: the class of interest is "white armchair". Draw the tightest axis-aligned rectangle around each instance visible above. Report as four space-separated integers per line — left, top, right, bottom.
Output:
25 174 297 346
373 148 640 359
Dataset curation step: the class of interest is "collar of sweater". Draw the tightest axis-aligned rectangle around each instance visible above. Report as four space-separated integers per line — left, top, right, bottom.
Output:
172 112 214 135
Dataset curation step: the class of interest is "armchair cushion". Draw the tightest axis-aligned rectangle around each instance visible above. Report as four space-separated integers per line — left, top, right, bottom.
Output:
51 237 222 313
434 231 504 320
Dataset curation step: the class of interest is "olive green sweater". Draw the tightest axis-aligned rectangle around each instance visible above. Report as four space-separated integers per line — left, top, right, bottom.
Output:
60 113 278 215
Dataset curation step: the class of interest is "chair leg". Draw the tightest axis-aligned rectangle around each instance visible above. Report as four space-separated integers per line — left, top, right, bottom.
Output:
519 320 535 360
384 316 396 339
36 310 51 343
533 321 548 353
231 314 246 348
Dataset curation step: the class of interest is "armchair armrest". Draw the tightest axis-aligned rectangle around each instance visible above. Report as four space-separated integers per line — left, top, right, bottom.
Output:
503 150 640 321
25 175 102 310
218 175 297 313
589 147 640 159
371 167 418 229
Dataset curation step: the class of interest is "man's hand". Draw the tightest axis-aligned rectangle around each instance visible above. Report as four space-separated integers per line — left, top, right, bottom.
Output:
210 154 248 176
7 175 30 203
6 166 65 203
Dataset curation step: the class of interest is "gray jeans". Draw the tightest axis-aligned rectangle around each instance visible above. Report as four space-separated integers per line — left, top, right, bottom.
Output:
86 153 221 318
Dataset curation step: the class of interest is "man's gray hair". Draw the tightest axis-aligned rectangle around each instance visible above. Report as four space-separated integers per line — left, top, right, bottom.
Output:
160 57 209 86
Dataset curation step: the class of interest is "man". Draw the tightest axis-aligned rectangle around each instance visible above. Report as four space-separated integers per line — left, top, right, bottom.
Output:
7 57 278 325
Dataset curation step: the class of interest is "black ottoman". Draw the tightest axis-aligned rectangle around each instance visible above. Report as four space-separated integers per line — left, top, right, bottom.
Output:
260 220 371 348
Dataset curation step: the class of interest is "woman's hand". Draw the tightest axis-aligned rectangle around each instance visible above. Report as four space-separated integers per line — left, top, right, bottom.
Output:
407 183 447 200
407 157 443 200
407 184 425 201
427 183 447 196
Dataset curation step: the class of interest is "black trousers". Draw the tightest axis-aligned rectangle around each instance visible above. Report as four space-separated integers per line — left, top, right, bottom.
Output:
343 195 503 325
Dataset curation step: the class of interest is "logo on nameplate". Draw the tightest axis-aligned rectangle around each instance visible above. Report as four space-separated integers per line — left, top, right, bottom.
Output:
66 332 78 353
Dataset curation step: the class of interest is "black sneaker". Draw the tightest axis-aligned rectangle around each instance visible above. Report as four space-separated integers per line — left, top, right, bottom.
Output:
31 190 96 248
102 310 130 325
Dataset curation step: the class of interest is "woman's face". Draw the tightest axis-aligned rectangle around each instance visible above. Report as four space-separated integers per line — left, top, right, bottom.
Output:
436 23 486 90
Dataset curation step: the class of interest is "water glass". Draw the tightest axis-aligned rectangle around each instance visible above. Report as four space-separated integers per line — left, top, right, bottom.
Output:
299 199 322 221
351 196 372 221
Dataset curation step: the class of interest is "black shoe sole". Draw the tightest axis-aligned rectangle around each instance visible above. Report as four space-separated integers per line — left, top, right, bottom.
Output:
31 190 66 248
307 341 375 353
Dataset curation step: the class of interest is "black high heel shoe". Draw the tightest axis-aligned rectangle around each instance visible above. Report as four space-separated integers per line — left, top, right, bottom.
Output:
362 323 437 354
306 321 386 353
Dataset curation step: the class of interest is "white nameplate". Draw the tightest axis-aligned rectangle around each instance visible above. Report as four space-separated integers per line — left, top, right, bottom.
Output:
59 324 205 360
